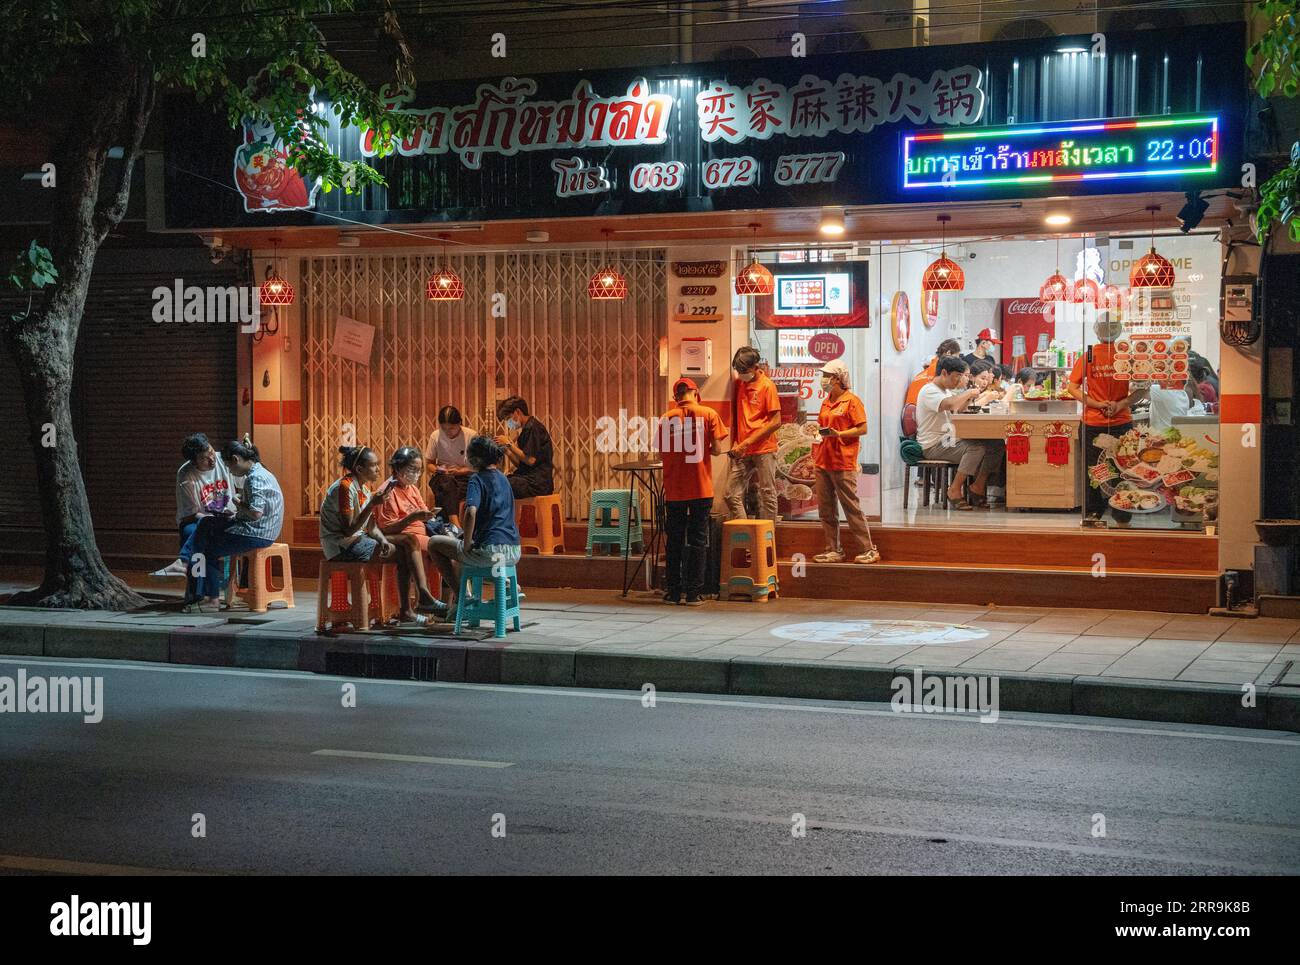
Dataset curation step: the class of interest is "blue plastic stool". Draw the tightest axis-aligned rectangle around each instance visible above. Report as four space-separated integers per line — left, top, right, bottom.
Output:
453 561 522 639
586 489 643 556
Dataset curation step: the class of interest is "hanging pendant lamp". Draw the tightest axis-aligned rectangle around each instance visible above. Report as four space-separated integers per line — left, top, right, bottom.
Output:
426 233 464 300
1130 204 1176 288
1039 235 1069 303
259 240 295 307
734 223 774 297
1071 277 1101 306
588 228 627 300
921 214 964 292
1099 283 1127 311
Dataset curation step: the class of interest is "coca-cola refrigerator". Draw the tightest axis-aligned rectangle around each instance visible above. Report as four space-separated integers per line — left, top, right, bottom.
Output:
999 297 1055 371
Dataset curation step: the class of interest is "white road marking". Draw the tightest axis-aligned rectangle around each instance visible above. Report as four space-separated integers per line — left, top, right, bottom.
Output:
312 749 513 768
4 656 1299 747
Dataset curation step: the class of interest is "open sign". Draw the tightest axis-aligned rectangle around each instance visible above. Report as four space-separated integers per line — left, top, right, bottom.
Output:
808 332 846 362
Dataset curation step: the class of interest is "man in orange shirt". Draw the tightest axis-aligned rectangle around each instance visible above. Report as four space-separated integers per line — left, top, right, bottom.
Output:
813 360 880 564
724 346 781 523
656 377 727 605
1067 312 1148 520
904 338 962 408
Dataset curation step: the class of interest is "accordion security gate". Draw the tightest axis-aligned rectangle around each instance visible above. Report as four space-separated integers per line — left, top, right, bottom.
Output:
300 249 667 522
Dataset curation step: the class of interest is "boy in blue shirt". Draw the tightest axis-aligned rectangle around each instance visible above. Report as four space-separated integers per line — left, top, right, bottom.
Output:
427 436 522 618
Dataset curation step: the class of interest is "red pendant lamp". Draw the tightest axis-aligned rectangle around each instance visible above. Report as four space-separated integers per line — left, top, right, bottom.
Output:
1099 283 1127 311
1130 204 1176 288
921 214 964 292
426 234 464 300
734 223 774 297
1038 235 1069 303
588 228 627 300
1071 277 1101 306
259 240 295 307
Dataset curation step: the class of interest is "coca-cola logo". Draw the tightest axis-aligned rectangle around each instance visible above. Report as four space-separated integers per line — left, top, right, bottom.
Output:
808 332 845 362
1005 299 1046 315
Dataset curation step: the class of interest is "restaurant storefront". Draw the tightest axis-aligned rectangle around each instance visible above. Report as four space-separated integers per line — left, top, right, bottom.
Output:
156 21 1261 604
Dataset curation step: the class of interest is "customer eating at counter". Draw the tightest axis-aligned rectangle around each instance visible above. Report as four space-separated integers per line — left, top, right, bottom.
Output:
904 338 962 408
1067 311 1148 522
916 356 1004 511
812 360 879 565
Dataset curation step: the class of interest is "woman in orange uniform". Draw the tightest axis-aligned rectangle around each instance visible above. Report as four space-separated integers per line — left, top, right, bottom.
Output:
813 360 880 564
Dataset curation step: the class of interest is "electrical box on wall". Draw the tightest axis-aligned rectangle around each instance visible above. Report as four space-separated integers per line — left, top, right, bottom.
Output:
680 337 712 377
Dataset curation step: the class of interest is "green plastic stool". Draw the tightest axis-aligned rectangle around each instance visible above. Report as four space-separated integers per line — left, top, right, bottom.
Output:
453 561 522 639
586 489 643 556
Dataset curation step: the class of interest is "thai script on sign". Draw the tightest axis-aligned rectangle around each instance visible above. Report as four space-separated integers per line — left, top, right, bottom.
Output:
907 138 1136 179
552 157 611 197
361 78 674 170
696 66 985 144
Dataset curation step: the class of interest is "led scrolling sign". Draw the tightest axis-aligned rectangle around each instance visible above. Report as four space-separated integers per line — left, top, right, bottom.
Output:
901 114 1219 189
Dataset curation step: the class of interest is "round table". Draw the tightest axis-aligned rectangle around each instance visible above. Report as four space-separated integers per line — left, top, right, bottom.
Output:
610 460 664 596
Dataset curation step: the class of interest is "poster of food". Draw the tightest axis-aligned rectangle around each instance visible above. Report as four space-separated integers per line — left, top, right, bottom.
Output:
1087 425 1218 528
1112 334 1189 385
773 421 820 518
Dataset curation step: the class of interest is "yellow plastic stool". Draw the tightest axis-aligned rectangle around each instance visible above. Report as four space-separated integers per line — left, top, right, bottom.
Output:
719 519 779 602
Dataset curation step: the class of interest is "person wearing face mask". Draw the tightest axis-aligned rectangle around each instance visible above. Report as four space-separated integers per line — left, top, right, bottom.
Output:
427 405 476 526
724 346 781 524
812 360 879 564
373 446 445 622
494 395 554 499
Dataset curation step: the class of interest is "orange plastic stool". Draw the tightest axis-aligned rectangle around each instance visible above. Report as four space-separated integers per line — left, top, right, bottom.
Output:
316 561 396 631
225 542 295 613
719 519 779 602
516 493 564 555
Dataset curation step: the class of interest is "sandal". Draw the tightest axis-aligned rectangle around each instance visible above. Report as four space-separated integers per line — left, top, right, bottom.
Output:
949 497 977 511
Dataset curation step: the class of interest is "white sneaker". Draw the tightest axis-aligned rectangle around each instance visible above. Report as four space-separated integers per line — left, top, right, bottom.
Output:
813 550 845 563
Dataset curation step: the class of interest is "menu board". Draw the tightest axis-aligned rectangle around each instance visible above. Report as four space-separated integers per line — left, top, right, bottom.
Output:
1112 333 1190 384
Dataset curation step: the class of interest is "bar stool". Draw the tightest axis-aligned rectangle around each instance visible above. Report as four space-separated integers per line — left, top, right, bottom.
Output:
224 542 295 613
917 460 956 508
719 519 779 602
586 488 642 556
453 561 522 639
516 493 564 555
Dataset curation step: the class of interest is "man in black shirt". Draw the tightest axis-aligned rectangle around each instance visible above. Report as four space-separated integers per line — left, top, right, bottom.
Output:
962 327 1001 367
495 395 554 498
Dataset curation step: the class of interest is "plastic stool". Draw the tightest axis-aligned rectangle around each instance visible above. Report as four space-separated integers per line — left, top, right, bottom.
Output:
586 489 643 556
719 519 779 602
317 560 394 631
453 561 522 639
225 542 295 613
516 493 564 555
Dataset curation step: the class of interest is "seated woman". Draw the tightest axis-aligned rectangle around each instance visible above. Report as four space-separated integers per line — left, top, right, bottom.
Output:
372 446 445 622
1005 367 1038 402
180 439 285 611
319 446 396 564
152 432 236 578
427 436 522 620
426 404 475 527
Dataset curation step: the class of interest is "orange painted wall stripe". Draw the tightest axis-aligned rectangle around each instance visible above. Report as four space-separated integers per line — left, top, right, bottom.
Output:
252 400 303 425
1218 393 1261 424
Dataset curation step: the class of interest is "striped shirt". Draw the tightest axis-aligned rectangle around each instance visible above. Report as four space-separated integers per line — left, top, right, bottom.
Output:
227 462 284 542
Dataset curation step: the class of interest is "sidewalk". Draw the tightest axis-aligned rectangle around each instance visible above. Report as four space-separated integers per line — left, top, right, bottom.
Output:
2 572 1298 733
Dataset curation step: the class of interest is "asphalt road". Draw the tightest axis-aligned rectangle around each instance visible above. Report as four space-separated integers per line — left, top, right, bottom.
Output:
1 656 1298 875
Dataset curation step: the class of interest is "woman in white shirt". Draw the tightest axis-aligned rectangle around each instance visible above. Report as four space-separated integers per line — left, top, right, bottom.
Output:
426 405 476 526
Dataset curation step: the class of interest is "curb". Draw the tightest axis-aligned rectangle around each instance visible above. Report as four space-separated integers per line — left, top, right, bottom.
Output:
0 620 1296 734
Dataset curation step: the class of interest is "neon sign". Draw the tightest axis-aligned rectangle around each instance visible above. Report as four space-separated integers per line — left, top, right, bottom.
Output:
901 114 1218 189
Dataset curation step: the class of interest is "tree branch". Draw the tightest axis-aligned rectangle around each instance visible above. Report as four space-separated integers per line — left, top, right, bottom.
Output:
94 67 155 245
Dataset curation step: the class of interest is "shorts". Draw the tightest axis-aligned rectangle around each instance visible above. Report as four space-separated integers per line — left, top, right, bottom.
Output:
460 543 522 568
332 535 379 562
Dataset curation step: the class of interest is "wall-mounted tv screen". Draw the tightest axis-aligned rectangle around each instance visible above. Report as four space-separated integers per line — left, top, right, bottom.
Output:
754 261 870 329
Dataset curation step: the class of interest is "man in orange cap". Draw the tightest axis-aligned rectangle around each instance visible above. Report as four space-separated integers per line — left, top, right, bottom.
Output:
656 377 726 605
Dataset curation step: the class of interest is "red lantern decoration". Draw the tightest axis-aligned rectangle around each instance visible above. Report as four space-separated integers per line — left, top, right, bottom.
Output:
1099 283 1127 310
588 228 627 300
734 258 774 296
1071 277 1101 305
426 268 464 300
587 265 628 300
1130 204 1176 288
259 271 295 306
1039 235 1069 303
922 214 965 292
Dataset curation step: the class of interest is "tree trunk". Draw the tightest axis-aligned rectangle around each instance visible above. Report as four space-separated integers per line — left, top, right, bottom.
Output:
2 54 152 610
4 321 145 609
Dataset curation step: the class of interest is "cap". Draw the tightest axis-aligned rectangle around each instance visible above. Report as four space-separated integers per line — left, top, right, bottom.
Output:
819 359 851 390
976 328 1002 344
672 377 699 398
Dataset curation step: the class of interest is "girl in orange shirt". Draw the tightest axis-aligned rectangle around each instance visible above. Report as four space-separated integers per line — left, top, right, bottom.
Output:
373 446 444 621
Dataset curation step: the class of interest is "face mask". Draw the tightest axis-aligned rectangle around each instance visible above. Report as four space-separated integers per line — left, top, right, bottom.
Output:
505 418 520 431
819 376 833 391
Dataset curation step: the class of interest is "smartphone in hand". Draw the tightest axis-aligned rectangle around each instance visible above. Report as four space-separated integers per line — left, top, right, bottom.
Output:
817 426 832 436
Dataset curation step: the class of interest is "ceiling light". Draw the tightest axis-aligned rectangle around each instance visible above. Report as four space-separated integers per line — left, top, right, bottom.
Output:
526 229 549 243
1044 211 1072 226
819 207 845 236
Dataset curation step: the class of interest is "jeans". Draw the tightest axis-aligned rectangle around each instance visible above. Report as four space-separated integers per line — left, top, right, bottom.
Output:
181 515 273 600
1084 421 1132 518
664 497 712 597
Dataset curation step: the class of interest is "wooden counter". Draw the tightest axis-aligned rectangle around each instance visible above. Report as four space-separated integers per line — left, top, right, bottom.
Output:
950 404 1084 511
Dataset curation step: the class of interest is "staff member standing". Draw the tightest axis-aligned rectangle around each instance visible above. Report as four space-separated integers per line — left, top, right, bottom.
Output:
1067 311 1148 521
494 395 554 499
724 346 780 524
813 360 879 564
962 328 1001 367
655 377 727 605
